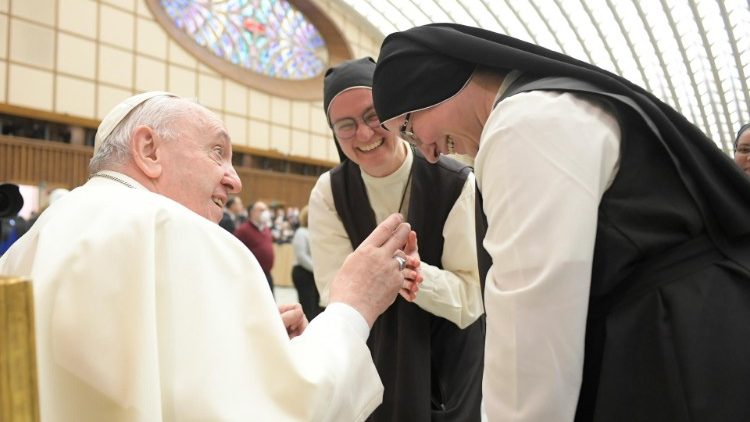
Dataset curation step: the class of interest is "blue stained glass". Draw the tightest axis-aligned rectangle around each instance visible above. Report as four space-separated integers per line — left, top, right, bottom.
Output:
160 0 328 80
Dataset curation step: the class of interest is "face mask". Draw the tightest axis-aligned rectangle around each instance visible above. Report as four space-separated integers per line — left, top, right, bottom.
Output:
260 210 272 224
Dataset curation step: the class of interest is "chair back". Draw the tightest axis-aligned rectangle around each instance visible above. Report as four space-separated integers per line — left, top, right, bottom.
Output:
0 277 39 422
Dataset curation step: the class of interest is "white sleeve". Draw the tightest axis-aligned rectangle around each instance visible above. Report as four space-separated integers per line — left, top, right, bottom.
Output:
308 172 355 306
319 302 370 341
476 91 620 422
413 172 485 328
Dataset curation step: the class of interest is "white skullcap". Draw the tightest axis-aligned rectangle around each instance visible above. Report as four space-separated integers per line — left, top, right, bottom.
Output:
94 91 178 153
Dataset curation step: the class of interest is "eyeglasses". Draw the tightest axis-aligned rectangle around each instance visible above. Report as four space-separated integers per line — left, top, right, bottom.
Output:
736 145 750 155
332 109 381 141
398 112 423 147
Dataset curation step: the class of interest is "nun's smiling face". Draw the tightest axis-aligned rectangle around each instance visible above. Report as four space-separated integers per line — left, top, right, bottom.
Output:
383 95 482 164
735 128 750 176
329 88 406 177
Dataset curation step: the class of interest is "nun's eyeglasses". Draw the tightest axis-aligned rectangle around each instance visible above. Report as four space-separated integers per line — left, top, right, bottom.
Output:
398 112 422 147
332 109 381 141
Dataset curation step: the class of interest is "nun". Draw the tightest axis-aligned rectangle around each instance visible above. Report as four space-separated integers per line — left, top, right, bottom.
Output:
372 23 750 422
308 57 487 421
733 123 750 176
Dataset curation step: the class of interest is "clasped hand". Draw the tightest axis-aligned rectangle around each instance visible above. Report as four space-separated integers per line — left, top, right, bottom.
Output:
398 230 422 302
329 213 424 327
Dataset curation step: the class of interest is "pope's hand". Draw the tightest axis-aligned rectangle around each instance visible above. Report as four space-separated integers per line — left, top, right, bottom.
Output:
329 213 412 327
279 303 308 339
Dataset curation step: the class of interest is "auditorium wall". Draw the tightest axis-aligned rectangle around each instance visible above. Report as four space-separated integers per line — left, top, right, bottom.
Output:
0 0 384 166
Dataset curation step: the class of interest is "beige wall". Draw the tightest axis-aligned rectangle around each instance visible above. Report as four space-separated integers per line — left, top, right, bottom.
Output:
0 0 383 164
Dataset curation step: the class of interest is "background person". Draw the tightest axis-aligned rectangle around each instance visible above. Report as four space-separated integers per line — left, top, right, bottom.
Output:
372 23 750 422
291 205 323 320
27 187 70 228
733 123 750 176
0 182 25 255
235 200 275 293
218 195 246 232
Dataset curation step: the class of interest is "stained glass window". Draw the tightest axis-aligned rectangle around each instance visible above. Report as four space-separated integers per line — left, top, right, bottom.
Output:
159 0 328 80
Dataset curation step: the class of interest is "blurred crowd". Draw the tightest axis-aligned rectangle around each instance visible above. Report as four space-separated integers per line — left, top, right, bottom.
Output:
0 187 69 255
219 196 301 244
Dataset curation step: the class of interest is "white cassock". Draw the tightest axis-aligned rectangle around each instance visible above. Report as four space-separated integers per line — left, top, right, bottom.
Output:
0 171 382 422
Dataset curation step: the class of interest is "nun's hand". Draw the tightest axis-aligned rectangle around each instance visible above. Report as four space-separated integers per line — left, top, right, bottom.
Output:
399 230 423 302
329 213 412 327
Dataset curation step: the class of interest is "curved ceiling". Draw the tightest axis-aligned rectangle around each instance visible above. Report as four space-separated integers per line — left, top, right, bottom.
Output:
336 0 750 152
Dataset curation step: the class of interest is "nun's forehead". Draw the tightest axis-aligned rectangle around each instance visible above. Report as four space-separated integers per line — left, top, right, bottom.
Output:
737 124 750 142
326 86 373 119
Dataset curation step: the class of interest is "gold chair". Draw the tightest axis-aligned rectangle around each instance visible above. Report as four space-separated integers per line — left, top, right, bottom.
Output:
0 277 39 422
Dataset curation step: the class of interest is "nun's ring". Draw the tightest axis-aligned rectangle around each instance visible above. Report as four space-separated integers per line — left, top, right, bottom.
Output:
394 256 407 271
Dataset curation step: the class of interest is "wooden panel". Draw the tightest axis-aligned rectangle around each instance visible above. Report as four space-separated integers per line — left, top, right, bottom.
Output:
233 144 337 168
0 135 92 188
1 135 320 208
235 167 318 208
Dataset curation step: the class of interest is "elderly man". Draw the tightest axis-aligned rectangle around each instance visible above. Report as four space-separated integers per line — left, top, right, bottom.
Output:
0 91 419 421
236 200 275 293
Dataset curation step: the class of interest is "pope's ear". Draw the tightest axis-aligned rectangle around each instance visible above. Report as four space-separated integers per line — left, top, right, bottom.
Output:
130 125 163 179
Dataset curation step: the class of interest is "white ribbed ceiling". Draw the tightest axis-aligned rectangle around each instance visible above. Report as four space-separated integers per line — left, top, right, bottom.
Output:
336 0 750 152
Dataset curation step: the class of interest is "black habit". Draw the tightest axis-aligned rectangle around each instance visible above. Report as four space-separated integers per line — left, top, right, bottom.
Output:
373 23 750 422
330 149 486 421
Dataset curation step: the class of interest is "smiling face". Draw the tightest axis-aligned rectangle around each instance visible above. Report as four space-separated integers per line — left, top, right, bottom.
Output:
328 88 406 177
734 129 750 176
156 105 242 223
382 89 483 164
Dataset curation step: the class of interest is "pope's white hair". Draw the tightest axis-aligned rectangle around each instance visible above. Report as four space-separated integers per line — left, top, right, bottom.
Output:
89 95 208 173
